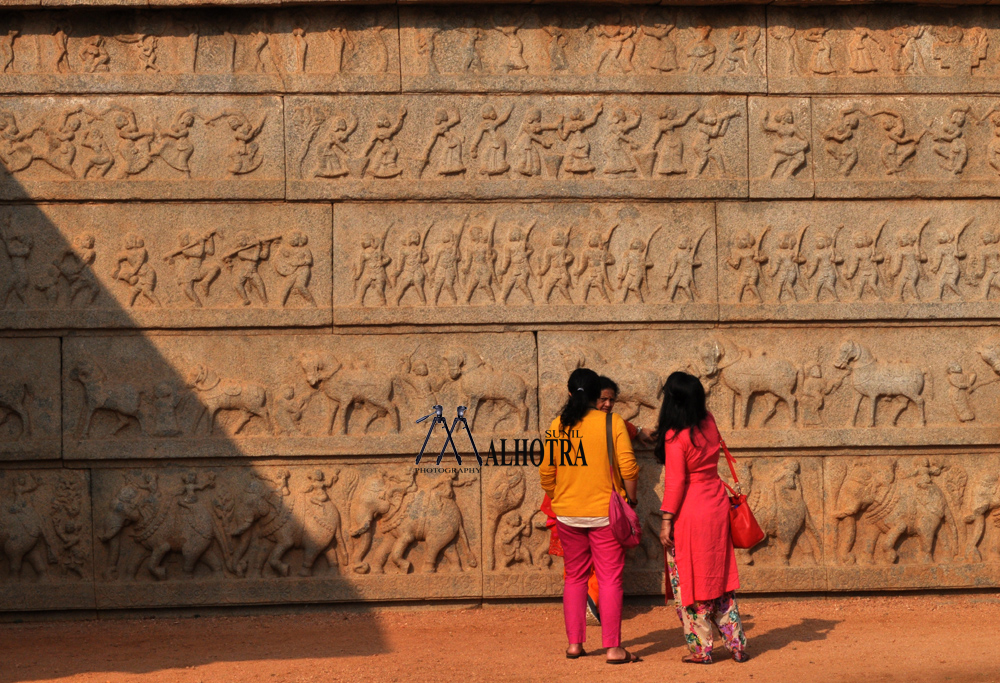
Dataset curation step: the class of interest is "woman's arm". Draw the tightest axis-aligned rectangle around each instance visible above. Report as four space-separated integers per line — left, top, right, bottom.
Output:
613 414 639 503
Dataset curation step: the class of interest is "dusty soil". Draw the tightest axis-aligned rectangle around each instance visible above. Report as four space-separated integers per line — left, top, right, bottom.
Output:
1 594 996 683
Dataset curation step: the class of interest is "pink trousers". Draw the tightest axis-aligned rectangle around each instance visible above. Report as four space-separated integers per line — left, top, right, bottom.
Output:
556 521 625 648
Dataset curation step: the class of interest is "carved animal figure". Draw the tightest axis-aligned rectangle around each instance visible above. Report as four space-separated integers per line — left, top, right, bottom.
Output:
70 357 142 438
699 339 798 428
0 476 57 579
0 375 32 440
959 462 1000 562
745 460 821 565
299 350 400 435
483 469 526 570
187 363 271 435
834 340 927 427
347 468 417 574
442 348 532 431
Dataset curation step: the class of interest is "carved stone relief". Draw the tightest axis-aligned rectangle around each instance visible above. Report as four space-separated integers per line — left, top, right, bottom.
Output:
399 6 765 94
0 8 400 94
63 333 538 460
91 463 481 607
749 96 814 199
286 95 748 200
0 203 330 329
0 96 284 200
0 468 94 611
0 338 60 461
333 201 717 325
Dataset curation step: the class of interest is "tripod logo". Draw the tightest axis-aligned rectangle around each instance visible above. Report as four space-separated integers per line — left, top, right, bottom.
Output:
415 405 482 466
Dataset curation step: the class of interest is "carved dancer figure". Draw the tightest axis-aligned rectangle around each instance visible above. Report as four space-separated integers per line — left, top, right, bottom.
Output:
665 230 706 303
327 26 354 74
843 221 886 301
291 27 307 73
458 21 485 73
112 232 160 307
462 220 498 304
537 229 574 303
470 104 513 177
53 26 71 74
769 227 807 303
274 231 316 307
769 25 801 76
205 110 266 175
559 102 603 175
649 106 696 175
641 19 677 72
223 232 274 306
889 25 926 75
420 108 464 177
392 225 431 306
167 230 220 308
800 364 844 426
806 229 843 302
889 220 929 302
105 107 156 178
512 108 560 177
496 13 528 73
55 234 99 305
602 108 641 175
575 225 617 303
542 21 569 72
353 229 392 306
250 31 279 73
82 127 114 178
804 27 836 74
931 105 970 175
29 107 84 179
498 222 535 304
416 27 441 74
0 223 31 307
691 107 739 177
871 110 925 175
79 35 110 73
617 231 657 303
314 113 357 178
592 13 637 73
761 107 809 181
0 30 17 74
139 35 159 73
848 27 882 73
930 218 971 300
363 106 407 178
728 229 767 303
0 112 36 174
686 25 716 73
823 107 862 177
154 109 197 177
721 27 750 74
971 229 1000 300
431 220 465 305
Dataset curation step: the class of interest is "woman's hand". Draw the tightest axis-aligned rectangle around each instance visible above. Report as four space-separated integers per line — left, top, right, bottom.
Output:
659 518 674 548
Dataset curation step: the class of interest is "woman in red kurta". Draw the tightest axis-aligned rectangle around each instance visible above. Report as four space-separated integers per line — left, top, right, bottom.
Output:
655 371 749 664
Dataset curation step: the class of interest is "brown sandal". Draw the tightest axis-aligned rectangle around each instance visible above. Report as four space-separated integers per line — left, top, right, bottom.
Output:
565 647 586 660
606 651 641 665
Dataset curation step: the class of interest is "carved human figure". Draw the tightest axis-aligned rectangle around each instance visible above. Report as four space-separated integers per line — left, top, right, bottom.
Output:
112 232 160 307
648 106 696 176
769 230 807 303
314 113 357 179
823 107 861 177
205 110 266 176
968 26 989 74
542 21 569 72
602 108 641 176
498 513 530 567
843 227 885 301
53 26 71 74
498 17 529 74
872 110 924 175
728 230 767 303
799 364 844 426
458 21 485 73
889 226 928 302
537 230 574 303
559 102 603 175
769 25 801 76
686 25 716 73
931 105 970 175
273 231 315 307
665 233 704 303
513 108 560 177
272 384 310 436
148 381 182 437
971 229 1000 300
982 111 1000 175
498 223 535 304
462 220 498 304
0 111 36 175
720 27 751 74
168 231 220 308
353 231 392 306
641 19 677 73
82 127 114 178
575 227 617 304
327 25 354 74
421 108 464 177
930 219 971 300
617 236 654 303
691 107 739 177
806 230 843 302
417 27 441 74
430 221 465 305
107 107 156 178
945 361 978 422
291 27 307 73
761 107 809 181
79 35 110 73
392 227 430 306
848 27 882 73
154 109 197 177
470 104 512 177
54 233 99 306
0 224 32 307
249 31 279 74
593 13 637 74
889 26 927 75
223 232 272 306
363 106 407 179
0 29 17 74
803 27 836 74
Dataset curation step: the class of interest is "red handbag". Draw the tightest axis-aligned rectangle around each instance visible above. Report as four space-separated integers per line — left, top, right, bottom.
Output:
719 439 765 550
606 412 642 549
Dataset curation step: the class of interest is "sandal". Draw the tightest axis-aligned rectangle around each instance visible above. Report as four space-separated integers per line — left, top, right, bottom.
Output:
733 651 751 663
682 654 712 665
606 651 641 665
565 647 586 660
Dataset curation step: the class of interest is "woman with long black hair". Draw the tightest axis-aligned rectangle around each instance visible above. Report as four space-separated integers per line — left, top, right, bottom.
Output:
539 367 641 664
655 371 749 664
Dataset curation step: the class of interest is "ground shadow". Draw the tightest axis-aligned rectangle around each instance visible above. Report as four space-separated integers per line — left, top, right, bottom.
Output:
747 617 841 656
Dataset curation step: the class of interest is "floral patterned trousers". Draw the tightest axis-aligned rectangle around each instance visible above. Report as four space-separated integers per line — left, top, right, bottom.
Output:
665 547 747 661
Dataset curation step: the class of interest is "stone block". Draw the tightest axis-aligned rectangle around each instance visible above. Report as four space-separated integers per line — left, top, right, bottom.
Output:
0 338 61 462
538 328 1000 450
333 201 717 326
63 332 538 460
92 462 481 608
0 467 95 611
0 8 399 94
0 96 284 200
812 96 1000 198
749 96 814 198
285 94 748 200
0 203 330 329
399 6 765 94
718 200 1000 321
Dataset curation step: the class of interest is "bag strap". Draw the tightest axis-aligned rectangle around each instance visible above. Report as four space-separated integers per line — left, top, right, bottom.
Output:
719 438 742 495
606 411 625 495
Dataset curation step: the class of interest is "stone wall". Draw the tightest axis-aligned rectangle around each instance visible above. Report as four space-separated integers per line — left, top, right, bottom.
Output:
2 3 1000 613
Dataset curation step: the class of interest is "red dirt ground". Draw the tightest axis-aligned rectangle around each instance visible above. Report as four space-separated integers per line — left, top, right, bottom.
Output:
1 594 997 683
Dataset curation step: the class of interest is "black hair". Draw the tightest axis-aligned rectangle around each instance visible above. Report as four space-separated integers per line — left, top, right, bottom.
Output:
653 371 708 464
598 375 619 395
559 368 601 432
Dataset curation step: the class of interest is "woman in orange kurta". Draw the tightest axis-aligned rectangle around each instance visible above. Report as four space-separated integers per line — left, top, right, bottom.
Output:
655 371 749 664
